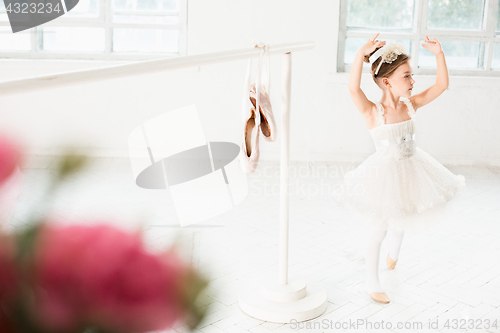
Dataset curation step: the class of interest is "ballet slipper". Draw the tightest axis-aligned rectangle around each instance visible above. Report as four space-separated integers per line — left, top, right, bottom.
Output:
239 107 260 173
249 83 277 142
386 239 398 270
368 291 390 304
364 284 390 304
387 253 397 270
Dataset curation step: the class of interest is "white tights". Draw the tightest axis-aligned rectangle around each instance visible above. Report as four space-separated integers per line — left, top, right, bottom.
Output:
365 222 405 293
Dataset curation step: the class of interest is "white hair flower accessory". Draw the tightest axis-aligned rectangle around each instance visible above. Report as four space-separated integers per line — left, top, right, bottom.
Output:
369 42 406 77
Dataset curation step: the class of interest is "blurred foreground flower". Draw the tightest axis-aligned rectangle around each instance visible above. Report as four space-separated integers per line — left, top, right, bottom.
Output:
0 135 210 332
0 235 18 333
0 133 22 187
0 134 24 224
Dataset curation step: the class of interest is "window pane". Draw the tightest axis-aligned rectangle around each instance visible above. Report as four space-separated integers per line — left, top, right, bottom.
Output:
112 14 179 24
492 43 500 69
427 0 486 30
346 0 414 31
113 28 178 53
65 0 99 17
112 0 179 25
344 37 411 64
419 40 481 68
41 27 105 52
113 0 179 11
0 27 30 51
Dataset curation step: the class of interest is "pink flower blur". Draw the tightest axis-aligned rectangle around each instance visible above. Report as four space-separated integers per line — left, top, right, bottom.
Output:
0 134 22 188
0 238 18 332
0 237 17 300
31 224 189 333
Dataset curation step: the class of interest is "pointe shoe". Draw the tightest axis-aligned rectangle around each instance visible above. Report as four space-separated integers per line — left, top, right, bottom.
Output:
239 107 260 173
387 253 397 270
368 291 391 304
249 83 277 142
365 284 390 304
386 240 398 270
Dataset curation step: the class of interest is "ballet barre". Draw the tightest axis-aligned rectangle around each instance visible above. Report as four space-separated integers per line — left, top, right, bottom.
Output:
0 42 314 95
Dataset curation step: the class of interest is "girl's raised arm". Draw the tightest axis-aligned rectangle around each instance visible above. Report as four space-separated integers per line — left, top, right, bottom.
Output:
411 35 449 110
348 33 386 117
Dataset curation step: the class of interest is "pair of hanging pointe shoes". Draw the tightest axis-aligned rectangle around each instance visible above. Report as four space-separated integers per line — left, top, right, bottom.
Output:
240 83 277 173
367 242 399 304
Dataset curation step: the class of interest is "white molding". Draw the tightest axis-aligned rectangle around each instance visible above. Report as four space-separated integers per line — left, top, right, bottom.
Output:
179 0 187 57
344 63 500 77
336 0 347 73
485 0 499 70
1 21 184 29
410 0 422 67
345 31 500 42
419 0 428 34
104 0 111 53
0 52 181 61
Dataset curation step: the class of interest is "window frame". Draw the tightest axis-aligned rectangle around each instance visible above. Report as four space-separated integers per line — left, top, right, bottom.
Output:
337 0 500 77
0 0 188 61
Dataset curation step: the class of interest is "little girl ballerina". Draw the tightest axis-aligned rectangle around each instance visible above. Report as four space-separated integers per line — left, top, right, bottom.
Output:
332 33 466 304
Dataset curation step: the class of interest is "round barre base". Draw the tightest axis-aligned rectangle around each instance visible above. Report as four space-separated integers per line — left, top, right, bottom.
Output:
238 274 328 323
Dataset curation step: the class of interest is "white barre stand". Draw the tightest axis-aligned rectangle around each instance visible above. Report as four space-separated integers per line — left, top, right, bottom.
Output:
0 41 328 323
238 51 327 323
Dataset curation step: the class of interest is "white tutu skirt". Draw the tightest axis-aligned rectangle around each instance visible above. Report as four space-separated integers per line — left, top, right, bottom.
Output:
332 147 466 234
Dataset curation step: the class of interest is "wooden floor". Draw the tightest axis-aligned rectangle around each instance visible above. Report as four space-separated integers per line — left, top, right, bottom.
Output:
5 155 500 333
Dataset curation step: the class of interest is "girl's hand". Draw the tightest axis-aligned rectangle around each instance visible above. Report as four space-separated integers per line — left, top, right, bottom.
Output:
422 35 443 55
358 32 386 57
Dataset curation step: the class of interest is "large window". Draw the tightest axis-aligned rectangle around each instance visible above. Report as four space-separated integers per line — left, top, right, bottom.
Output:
338 0 500 76
0 0 187 60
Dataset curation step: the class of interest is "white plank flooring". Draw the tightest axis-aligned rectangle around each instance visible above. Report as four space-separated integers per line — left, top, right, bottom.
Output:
4 155 500 333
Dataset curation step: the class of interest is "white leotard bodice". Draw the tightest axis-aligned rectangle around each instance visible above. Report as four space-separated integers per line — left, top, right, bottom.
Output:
369 97 417 160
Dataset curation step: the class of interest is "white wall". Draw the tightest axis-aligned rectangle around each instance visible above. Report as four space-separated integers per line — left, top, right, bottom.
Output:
0 0 498 166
